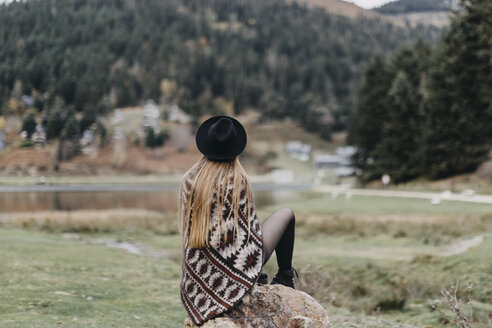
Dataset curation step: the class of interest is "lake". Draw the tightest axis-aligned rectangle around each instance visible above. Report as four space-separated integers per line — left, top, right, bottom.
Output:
0 184 310 214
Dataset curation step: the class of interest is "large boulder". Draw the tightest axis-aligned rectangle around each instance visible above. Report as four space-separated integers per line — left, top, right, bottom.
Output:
184 284 330 328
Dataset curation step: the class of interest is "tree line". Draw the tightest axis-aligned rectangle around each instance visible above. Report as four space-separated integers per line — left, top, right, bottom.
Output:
0 0 438 140
349 0 491 182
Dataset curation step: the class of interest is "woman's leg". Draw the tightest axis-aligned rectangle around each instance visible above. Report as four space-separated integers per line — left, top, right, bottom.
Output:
261 207 295 270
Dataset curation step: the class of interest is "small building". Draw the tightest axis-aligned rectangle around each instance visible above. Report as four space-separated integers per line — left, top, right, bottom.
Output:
335 146 356 159
110 109 127 126
285 141 311 162
21 95 34 107
112 126 127 145
168 104 190 124
142 100 161 133
31 124 47 145
335 166 356 177
314 154 345 169
81 129 98 157
80 129 95 147
315 146 357 177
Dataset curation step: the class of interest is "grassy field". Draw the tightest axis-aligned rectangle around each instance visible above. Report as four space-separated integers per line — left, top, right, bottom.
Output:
0 229 184 328
1 193 492 327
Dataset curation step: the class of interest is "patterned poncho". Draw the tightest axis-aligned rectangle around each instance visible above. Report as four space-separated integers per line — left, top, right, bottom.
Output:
179 169 263 326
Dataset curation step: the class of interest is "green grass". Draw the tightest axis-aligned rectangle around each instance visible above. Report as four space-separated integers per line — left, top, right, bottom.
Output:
0 228 185 327
2 192 492 327
263 192 492 216
2 227 492 327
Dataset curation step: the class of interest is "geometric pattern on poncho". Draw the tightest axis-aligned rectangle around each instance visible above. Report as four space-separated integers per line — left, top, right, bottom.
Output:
179 168 263 326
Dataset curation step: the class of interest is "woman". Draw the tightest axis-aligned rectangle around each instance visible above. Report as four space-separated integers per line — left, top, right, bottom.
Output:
178 115 296 325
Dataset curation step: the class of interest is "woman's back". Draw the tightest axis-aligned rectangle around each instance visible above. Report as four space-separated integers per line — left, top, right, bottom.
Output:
179 156 263 325
179 116 296 325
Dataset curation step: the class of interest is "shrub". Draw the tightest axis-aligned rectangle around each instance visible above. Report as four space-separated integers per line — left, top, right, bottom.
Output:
19 139 34 148
21 112 37 137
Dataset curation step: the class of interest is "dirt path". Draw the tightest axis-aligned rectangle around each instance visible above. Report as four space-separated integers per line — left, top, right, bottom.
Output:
62 233 173 259
438 235 484 256
62 232 487 263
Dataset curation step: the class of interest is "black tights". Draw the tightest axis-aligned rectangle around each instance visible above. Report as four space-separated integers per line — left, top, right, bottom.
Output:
261 208 295 271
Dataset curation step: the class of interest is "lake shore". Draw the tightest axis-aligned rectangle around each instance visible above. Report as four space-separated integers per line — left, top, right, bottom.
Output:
0 174 278 186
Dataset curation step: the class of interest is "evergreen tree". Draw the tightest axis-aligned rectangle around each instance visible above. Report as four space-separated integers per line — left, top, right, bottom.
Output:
0 0 439 140
21 112 37 137
145 128 156 148
349 55 391 171
423 0 492 179
154 130 169 147
388 39 431 93
57 116 81 161
371 73 422 182
79 107 97 133
96 120 107 146
61 117 80 143
42 103 65 140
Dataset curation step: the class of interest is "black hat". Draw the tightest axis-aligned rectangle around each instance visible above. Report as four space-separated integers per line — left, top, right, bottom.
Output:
195 115 247 161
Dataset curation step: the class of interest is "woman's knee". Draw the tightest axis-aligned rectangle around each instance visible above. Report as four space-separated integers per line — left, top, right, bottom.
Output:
277 207 295 222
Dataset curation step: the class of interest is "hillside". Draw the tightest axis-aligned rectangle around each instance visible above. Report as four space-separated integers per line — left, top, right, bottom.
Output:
375 0 459 27
290 0 382 19
375 0 459 14
0 0 439 140
0 110 338 177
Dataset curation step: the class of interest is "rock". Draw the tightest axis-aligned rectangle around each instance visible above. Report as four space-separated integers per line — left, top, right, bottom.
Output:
184 284 330 328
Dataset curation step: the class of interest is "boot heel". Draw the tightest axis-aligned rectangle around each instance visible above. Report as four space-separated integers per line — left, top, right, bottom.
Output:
270 267 297 289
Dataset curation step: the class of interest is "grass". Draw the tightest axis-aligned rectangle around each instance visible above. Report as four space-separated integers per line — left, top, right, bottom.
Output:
259 194 492 327
1 209 178 234
2 193 492 327
0 228 185 328
366 170 492 195
293 235 492 311
262 192 492 216
260 192 492 244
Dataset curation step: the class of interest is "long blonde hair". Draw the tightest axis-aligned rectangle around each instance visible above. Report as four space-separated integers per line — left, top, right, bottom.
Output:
178 155 253 249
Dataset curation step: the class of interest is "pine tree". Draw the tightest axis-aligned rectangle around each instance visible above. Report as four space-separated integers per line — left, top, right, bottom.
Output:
43 107 64 140
423 0 492 179
79 107 97 133
145 127 156 148
370 72 422 182
348 55 392 172
21 112 37 138
57 116 81 161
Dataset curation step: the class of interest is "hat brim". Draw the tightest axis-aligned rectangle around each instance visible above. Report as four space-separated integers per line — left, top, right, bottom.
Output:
195 115 247 161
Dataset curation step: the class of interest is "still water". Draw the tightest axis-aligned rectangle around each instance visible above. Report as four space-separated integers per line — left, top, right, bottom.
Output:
0 184 310 214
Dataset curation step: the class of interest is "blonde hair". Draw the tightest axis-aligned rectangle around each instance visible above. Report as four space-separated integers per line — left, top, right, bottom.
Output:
178 155 253 249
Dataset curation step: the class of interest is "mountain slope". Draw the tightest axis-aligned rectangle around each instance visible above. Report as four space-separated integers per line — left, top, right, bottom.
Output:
290 0 382 19
0 0 439 138
375 0 459 14
375 0 459 27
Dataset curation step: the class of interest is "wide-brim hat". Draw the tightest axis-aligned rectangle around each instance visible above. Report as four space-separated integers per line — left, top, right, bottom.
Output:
195 115 247 162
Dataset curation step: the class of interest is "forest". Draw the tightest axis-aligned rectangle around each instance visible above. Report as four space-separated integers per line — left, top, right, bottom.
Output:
349 0 492 181
0 0 438 139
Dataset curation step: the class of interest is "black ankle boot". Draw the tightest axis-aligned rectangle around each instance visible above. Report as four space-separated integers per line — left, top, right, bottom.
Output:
257 272 268 285
270 267 298 289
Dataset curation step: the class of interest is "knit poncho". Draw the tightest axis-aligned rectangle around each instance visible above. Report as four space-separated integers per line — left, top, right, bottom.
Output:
179 169 263 326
